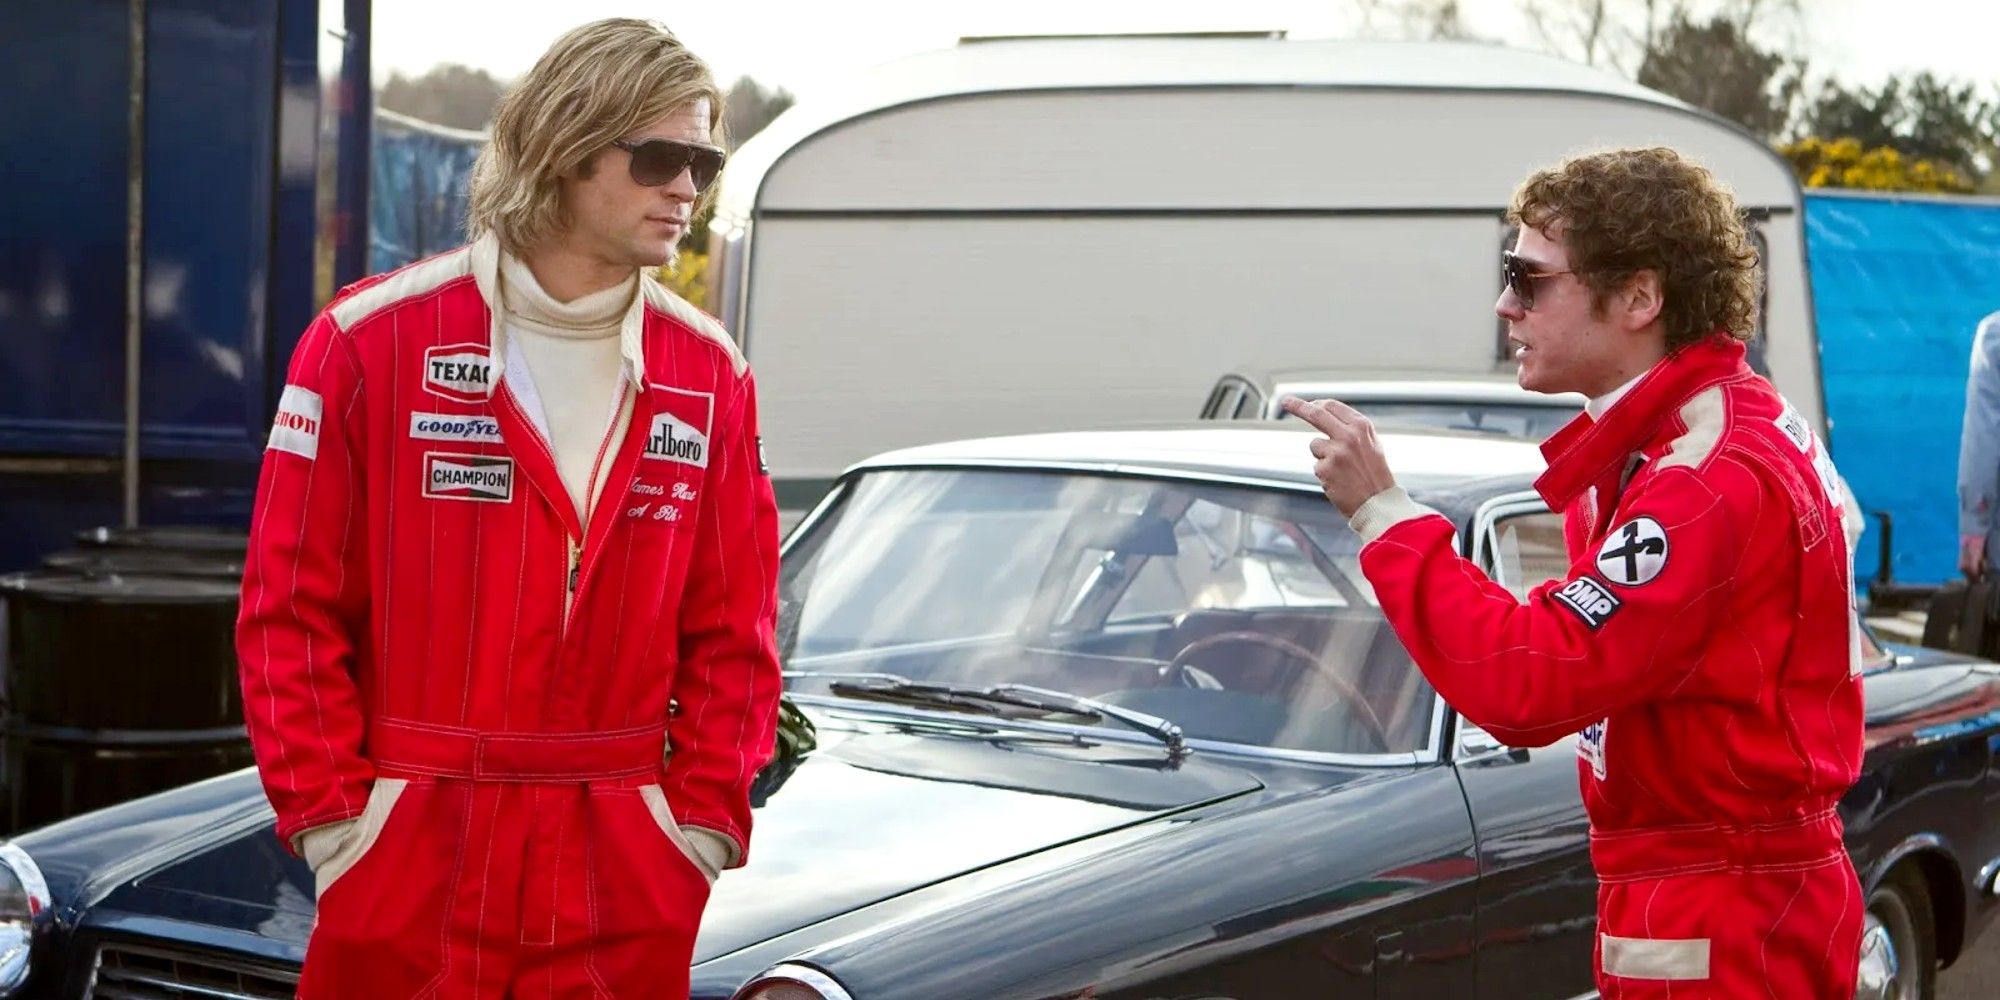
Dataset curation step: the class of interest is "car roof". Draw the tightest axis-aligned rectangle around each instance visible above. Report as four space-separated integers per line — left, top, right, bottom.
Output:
848 423 1548 495
1224 370 1586 408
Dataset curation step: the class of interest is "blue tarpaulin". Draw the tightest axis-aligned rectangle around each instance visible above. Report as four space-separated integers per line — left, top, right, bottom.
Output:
1806 191 2000 587
369 109 484 275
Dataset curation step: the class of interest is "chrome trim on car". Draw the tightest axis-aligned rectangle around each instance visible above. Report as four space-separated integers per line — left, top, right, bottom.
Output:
87 942 299 1000
1468 489 1554 570
778 478 854 557
732 962 856 1000
0 843 49 997
1976 855 2000 898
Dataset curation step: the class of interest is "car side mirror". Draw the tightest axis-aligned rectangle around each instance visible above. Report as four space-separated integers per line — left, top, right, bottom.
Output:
1458 721 1529 766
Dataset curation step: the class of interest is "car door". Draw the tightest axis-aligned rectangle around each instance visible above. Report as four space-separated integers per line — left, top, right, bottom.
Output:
1455 493 1600 999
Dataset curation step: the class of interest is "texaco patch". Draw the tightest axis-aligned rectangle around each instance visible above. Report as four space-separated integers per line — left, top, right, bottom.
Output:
1595 516 1668 587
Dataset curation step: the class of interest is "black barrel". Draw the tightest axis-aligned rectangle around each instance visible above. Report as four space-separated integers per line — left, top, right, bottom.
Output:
73 524 248 557
0 571 251 831
42 547 246 582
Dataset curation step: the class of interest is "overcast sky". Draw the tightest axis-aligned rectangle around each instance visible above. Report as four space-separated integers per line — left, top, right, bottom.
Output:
358 1 1997 99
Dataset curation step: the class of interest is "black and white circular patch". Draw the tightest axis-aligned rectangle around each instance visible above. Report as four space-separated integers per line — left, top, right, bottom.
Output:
1595 516 1669 587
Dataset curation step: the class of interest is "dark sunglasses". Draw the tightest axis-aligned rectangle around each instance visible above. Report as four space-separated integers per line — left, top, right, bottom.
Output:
1502 250 1575 311
610 137 726 192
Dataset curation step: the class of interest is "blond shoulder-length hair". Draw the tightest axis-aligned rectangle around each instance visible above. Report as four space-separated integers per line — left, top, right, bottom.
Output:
468 18 726 257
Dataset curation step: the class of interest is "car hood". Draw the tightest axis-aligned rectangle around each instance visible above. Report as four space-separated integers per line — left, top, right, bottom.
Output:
46 704 1264 962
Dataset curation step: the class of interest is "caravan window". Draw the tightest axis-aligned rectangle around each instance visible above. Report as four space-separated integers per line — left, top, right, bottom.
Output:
1202 379 1248 419
1232 383 1267 419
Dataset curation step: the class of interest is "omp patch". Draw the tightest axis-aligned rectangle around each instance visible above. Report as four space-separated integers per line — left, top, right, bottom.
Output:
423 452 514 503
1552 576 1622 630
1596 516 1669 587
644 386 714 469
1578 718 1608 780
268 385 323 459
409 412 502 445
424 344 492 402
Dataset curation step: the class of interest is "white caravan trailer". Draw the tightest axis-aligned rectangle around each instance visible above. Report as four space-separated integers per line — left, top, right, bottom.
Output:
708 36 1823 505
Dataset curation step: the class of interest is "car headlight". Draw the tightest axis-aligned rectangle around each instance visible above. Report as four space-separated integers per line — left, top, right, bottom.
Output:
0 843 50 997
730 962 855 1000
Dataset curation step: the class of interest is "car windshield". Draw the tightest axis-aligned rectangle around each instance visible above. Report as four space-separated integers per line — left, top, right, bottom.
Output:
1278 398 1576 441
779 469 1439 756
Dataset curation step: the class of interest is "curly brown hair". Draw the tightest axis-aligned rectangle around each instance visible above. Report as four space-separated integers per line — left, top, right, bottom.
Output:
1508 147 1762 350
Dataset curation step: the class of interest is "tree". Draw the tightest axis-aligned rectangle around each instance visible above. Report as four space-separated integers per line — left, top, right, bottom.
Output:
1636 13 1800 140
722 76 795 151
1519 0 1801 77
1520 0 1626 68
1351 0 1486 41
377 64 510 131
1799 73 2000 182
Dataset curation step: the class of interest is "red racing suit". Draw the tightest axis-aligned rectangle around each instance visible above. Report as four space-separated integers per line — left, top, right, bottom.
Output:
236 235 782 999
1351 336 1864 998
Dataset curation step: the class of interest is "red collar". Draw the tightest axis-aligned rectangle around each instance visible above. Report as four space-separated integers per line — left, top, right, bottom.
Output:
1535 335 1753 511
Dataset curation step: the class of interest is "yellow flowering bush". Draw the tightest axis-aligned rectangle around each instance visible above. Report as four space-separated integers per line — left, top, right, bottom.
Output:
1778 136 1975 194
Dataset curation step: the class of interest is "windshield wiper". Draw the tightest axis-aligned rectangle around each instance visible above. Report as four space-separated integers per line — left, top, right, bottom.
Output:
990 683 1188 758
814 676 1187 757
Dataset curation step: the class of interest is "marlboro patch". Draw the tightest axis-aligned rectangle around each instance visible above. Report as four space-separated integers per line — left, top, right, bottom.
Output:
423 452 514 503
644 386 714 469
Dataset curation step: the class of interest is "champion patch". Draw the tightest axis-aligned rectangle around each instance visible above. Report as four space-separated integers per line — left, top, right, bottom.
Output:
643 386 714 468
1552 575 1622 630
268 385 323 459
423 343 492 402
1596 516 1668 586
423 452 514 503
409 412 502 445
757 435 769 475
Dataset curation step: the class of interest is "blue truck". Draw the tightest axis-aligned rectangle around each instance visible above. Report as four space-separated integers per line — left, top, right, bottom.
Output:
0 0 384 831
0 0 373 574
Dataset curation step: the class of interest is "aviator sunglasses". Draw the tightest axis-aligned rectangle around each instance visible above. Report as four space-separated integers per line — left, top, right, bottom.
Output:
610 137 727 192
1501 250 1574 311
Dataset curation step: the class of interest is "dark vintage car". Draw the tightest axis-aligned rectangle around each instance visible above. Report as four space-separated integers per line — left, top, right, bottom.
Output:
3 425 1997 1000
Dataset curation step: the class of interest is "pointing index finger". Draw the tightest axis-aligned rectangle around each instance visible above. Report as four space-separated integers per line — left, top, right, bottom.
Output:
1280 395 1350 435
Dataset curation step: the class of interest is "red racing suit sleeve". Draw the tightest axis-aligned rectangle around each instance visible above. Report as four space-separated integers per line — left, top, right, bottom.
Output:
1355 461 1749 748
664 368 783 867
236 314 375 850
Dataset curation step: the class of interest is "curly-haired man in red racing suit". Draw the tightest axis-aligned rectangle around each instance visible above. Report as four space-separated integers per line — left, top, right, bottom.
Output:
1286 148 1865 998
236 19 780 999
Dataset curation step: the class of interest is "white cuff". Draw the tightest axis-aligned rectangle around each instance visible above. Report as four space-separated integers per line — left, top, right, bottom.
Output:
1348 486 1440 545
684 826 738 877
294 817 358 871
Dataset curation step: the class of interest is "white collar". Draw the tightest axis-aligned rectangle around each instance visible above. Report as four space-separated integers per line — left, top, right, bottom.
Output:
1586 373 1644 421
470 231 650 394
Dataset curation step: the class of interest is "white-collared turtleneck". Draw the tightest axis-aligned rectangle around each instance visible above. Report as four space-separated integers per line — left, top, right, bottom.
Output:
498 254 635 519
1586 373 1644 422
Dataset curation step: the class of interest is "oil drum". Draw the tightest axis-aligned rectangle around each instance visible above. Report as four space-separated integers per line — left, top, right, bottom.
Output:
41 547 245 583
0 571 250 831
73 524 248 557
